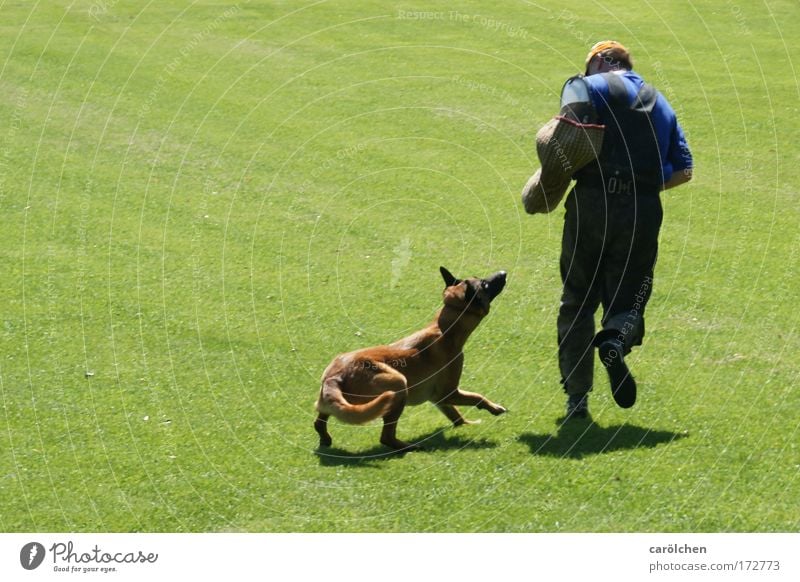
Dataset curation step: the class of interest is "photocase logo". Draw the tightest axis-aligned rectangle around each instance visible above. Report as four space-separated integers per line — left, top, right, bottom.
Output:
20 542 46 570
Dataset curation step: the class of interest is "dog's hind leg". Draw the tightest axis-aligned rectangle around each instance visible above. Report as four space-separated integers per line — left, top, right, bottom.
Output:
380 390 419 451
441 389 507 416
368 368 418 452
314 413 332 448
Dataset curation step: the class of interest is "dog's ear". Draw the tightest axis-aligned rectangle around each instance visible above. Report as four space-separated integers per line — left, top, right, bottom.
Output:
440 266 459 288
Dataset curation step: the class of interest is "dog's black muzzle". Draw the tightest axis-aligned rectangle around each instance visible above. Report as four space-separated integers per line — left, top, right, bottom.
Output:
485 271 507 302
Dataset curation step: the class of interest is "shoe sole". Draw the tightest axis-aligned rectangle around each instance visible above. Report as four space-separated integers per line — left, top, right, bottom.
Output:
599 342 637 408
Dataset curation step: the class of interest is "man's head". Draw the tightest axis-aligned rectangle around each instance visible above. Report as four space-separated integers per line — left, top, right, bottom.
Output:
585 40 632 75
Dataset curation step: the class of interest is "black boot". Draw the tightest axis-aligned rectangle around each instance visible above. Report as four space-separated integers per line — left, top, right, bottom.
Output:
565 391 590 419
598 339 637 408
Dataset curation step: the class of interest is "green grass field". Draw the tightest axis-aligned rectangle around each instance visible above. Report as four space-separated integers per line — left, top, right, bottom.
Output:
1 0 798 532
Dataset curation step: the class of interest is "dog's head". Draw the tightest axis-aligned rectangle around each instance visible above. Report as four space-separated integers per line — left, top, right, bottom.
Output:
440 266 507 317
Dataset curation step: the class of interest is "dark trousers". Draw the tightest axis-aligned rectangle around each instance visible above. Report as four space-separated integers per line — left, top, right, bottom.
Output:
558 182 663 394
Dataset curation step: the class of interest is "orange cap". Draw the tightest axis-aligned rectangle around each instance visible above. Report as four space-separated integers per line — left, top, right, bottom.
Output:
585 40 631 70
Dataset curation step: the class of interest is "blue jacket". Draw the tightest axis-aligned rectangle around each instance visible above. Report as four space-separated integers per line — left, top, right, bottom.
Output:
583 70 693 184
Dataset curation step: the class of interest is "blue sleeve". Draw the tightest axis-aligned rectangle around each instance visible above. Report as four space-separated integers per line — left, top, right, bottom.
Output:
667 119 693 173
584 75 610 114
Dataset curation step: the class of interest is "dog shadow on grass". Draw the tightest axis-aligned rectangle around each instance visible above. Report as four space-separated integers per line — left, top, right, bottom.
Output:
316 428 498 468
518 420 687 460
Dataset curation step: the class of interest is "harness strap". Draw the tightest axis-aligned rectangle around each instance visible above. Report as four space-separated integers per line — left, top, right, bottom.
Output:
604 73 657 113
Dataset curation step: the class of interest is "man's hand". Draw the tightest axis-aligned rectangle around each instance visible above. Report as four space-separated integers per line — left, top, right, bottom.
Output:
663 168 693 190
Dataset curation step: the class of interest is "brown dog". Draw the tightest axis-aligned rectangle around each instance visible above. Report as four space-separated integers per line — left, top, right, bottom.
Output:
314 267 508 451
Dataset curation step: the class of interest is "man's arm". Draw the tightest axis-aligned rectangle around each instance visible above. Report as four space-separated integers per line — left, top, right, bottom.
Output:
662 114 692 190
662 168 692 190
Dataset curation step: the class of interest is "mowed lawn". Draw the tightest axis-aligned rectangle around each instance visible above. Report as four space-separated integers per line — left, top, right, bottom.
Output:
1 0 798 532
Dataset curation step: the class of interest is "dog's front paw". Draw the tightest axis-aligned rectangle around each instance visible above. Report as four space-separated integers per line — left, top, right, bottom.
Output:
477 399 507 416
489 404 507 416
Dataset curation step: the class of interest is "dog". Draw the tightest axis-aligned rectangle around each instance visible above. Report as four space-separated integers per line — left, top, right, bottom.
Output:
314 266 508 451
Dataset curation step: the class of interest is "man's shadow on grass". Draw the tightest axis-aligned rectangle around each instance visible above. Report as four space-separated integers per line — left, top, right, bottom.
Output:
315 428 498 468
518 419 686 460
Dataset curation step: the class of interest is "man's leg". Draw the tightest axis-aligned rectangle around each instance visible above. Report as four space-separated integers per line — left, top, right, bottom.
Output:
558 290 599 396
558 190 603 417
596 195 663 408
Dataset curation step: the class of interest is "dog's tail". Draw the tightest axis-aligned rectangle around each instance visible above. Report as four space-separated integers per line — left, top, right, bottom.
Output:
315 378 396 424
